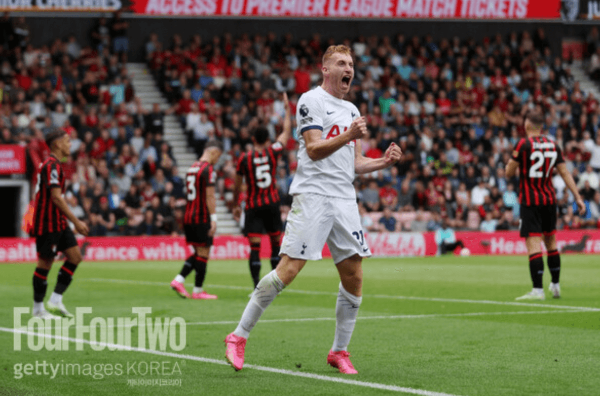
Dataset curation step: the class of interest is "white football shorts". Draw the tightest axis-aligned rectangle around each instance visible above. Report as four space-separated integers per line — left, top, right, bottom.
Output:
280 193 372 264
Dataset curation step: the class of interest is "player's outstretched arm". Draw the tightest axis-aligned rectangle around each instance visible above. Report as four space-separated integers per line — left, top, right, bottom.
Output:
354 141 402 174
276 92 292 147
556 163 586 215
50 187 89 236
505 159 519 178
305 117 368 161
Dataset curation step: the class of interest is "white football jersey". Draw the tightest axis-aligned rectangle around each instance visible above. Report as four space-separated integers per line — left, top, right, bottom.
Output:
289 86 359 199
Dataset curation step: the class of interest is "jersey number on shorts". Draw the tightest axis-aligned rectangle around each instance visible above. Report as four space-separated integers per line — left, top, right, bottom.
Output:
253 156 272 188
186 175 197 201
352 230 365 246
529 151 557 178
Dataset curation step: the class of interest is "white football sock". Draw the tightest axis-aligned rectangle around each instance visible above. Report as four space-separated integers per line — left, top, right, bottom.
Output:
233 270 285 339
174 275 185 284
49 292 63 305
193 287 203 294
33 302 44 313
533 288 544 295
332 282 362 352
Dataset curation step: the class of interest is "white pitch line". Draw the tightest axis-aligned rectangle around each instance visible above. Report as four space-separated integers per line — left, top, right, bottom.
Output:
0 326 461 396
81 278 600 312
185 309 588 326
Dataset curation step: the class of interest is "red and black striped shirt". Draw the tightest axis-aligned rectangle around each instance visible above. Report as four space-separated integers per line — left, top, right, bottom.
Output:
512 136 565 206
32 155 68 236
236 142 284 209
184 160 215 225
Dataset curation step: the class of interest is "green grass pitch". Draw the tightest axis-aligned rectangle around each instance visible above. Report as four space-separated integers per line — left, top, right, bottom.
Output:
1 255 599 396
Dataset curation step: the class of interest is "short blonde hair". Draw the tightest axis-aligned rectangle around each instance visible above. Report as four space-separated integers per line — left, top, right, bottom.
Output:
322 45 352 65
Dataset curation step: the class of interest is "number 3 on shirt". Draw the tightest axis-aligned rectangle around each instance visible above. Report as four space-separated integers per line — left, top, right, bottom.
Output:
253 157 272 188
186 175 196 201
529 151 557 178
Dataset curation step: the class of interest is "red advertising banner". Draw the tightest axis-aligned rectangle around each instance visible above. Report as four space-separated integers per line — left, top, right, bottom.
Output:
130 0 560 18
0 145 26 175
0 230 596 263
453 230 600 256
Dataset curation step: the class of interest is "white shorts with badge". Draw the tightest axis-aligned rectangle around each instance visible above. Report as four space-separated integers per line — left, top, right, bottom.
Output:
280 193 371 264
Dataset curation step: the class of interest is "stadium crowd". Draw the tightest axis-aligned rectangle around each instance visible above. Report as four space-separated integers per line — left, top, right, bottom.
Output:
2 13 600 236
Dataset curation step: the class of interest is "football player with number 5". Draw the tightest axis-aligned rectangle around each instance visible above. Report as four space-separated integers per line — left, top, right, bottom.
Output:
233 93 292 289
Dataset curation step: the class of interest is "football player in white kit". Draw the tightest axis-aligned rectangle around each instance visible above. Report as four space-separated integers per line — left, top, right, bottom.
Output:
225 45 402 374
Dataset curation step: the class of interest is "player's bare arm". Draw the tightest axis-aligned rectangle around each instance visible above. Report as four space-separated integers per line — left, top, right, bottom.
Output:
50 187 89 236
207 185 217 237
304 117 368 161
505 158 519 178
556 163 586 215
276 92 292 147
354 141 402 175
232 174 243 221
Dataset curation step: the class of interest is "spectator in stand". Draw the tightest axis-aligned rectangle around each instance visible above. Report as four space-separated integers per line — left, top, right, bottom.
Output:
471 179 490 206
110 10 129 60
361 180 381 212
146 103 165 135
66 192 85 224
91 16 110 52
90 196 115 236
191 112 214 155
136 210 159 236
130 128 144 155
496 209 516 231
1 127 16 144
410 210 429 232
397 180 413 210
359 204 378 233
580 180 597 202
480 212 498 233
378 207 397 232
108 183 121 210
379 181 398 210
578 164 599 191
139 135 158 165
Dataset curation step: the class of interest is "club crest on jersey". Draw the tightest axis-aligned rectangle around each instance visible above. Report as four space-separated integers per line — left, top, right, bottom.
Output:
299 104 309 117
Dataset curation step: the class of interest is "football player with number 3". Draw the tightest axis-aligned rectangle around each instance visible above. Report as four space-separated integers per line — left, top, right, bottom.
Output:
225 45 402 374
170 140 223 300
233 93 292 289
506 112 585 301
31 129 89 318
